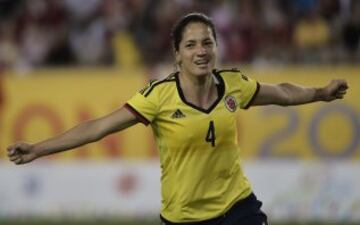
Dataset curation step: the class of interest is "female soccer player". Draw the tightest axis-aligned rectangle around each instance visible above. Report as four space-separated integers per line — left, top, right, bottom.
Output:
7 13 348 225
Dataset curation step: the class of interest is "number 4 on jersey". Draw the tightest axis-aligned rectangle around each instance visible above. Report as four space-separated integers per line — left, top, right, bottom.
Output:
206 120 216 147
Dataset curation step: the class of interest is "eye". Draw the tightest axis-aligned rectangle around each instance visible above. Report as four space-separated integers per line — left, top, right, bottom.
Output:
185 43 195 48
204 41 213 47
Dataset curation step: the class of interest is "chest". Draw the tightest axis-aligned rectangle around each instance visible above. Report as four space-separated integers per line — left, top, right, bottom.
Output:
153 101 238 148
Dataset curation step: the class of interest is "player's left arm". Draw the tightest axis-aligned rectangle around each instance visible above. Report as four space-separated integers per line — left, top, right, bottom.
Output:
252 79 348 106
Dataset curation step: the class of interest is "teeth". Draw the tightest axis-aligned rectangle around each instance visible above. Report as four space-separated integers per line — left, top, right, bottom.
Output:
195 60 208 65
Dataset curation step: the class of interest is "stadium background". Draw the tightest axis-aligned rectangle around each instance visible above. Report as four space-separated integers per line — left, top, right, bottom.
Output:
0 0 359 225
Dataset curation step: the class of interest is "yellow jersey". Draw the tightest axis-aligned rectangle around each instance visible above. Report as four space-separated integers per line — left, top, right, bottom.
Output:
125 69 259 222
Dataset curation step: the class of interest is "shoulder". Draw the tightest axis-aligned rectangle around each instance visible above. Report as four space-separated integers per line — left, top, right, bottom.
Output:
140 72 177 97
213 68 249 81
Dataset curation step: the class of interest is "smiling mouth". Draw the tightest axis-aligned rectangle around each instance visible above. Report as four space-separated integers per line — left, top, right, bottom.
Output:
194 59 210 67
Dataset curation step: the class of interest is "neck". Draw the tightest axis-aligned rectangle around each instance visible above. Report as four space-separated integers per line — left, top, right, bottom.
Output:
182 72 211 86
179 71 217 108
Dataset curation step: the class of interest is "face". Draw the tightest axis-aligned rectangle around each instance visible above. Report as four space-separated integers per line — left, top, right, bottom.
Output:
176 22 217 78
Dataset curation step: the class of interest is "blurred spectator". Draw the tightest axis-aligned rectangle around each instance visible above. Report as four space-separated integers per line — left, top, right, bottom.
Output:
64 0 113 65
63 0 101 22
293 0 318 16
0 21 20 68
253 0 292 66
103 0 142 68
15 0 69 68
342 0 360 62
225 0 260 63
68 17 111 65
0 0 359 71
210 0 234 62
293 6 331 63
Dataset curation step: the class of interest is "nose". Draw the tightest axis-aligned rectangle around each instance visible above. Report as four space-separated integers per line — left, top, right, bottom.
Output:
196 45 207 56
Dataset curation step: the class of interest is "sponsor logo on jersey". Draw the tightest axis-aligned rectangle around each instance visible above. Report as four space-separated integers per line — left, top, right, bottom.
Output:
224 95 237 112
171 109 186 119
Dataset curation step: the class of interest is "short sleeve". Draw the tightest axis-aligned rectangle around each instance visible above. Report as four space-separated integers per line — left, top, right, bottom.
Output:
236 74 260 109
125 89 158 126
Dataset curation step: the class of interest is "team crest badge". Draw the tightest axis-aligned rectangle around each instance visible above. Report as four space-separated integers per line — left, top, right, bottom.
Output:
224 95 237 112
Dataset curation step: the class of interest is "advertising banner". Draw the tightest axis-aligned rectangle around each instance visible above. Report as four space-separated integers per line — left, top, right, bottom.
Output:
1 66 359 161
0 68 157 161
238 66 360 160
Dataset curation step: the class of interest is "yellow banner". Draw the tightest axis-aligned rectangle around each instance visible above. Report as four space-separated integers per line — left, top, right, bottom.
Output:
0 66 359 161
238 66 360 160
0 68 157 161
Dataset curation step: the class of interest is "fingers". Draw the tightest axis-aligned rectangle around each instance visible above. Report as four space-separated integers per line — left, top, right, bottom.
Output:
7 149 17 158
7 144 16 155
7 142 30 165
7 147 21 163
9 155 21 162
8 153 23 164
14 157 23 165
8 144 21 156
8 153 31 165
7 142 30 155
332 79 348 90
8 152 29 165
327 79 348 100
335 91 346 99
338 82 348 92
336 82 348 99
337 90 347 95
339 83 348 91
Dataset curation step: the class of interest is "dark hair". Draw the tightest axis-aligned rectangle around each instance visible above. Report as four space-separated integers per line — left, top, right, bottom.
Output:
171 12 217 52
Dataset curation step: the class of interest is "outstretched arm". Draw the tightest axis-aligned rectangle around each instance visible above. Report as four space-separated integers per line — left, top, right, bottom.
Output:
252 79 348 106
7 106 138 164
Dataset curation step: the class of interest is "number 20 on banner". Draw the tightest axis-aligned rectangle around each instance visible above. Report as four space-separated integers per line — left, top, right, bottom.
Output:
258 103 360 159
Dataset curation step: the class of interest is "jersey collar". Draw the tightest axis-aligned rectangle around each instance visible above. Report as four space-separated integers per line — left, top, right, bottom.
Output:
175 70 225 114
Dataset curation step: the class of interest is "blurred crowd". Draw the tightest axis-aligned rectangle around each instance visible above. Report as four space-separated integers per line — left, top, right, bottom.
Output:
0 0 360 71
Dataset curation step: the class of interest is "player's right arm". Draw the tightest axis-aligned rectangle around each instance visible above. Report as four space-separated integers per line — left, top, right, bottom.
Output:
7 106 138 165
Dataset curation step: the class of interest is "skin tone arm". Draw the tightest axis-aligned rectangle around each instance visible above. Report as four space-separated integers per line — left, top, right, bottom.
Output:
252 79 349 106
7 106 139 165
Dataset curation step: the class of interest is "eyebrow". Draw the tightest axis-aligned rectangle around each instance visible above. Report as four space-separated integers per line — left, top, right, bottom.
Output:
184 38 212 43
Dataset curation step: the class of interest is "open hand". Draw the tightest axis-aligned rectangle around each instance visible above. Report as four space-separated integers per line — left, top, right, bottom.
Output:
7 142 38 165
